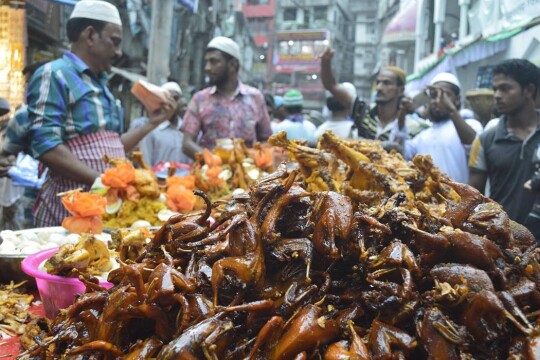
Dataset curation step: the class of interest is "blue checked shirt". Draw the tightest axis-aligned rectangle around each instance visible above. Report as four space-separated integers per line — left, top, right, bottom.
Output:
3 105 31 155
28 52 123 158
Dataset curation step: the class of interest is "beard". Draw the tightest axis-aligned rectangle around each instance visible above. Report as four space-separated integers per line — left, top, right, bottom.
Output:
209 69 229 86
429 108 449 123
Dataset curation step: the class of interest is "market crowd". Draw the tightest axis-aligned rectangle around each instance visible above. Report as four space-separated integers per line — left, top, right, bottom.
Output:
1 0 540 241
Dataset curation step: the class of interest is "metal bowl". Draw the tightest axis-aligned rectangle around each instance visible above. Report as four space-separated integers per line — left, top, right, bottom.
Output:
0 253 34 287
0 227 68 288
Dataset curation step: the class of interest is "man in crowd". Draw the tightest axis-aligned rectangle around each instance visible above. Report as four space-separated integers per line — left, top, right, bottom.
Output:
136 82 191 166
181 36 272 158
273 95 286 122
272 89 317 145
320 48 426 141
394 72 482 184
469 59 540 235
27 0 176 227
315 82 357 140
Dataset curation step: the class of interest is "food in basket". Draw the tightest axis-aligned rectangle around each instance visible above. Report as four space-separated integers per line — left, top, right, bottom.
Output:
43 234 116 278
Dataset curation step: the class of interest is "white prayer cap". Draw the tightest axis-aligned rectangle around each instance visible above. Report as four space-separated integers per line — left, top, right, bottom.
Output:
70 0 122 27
430 72 461 90
161 82 182 95
325 82 357 99
341 82 357 99
207 36 241 62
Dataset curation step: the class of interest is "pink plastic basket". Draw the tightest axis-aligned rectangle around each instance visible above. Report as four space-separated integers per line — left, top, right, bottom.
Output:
21 248 114 318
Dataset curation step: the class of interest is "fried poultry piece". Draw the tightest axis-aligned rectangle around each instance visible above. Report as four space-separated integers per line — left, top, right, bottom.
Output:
311 191 353 259
269 131 340 192
319 132 414 201
132 151 161 199
44 234 113 277
412 155 460 204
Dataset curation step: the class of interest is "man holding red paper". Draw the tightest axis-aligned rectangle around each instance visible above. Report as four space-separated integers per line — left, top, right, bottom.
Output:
27 0 176 227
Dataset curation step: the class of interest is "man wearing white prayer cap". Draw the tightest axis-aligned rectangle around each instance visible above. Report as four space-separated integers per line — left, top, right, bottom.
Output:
315 83 358 140
393 72 483 184
26 0 176 227
181 36 272 159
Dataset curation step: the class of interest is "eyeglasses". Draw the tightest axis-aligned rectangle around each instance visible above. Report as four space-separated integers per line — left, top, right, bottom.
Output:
425 88 439 99
425 87 453 99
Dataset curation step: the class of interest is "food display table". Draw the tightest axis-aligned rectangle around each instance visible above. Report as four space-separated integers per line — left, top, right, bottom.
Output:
0 301 45 359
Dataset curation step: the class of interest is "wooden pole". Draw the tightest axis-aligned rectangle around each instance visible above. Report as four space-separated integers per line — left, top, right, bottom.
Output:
147 0 174 84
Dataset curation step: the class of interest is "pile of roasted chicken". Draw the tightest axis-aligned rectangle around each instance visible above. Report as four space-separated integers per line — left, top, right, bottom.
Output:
19 131 540 359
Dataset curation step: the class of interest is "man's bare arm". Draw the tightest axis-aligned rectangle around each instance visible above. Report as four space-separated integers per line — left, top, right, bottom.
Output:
320 48 354 110
182 132 202 160
121 95 177 152
469 170 487 194
39 144 99 185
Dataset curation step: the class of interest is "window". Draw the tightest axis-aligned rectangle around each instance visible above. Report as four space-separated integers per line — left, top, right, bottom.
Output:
283 8 296 21
313 6 327 21
247 18 270 34
476 66 495 89
367 22 375 34
302 9 310 28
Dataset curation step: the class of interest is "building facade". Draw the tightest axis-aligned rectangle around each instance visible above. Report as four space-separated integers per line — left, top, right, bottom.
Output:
242 0 275 89
408 0 540 96
351 0 378 101
274 0 354 110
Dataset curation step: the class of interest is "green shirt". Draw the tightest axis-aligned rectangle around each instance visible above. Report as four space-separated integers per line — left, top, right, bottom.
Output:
27 52 123 158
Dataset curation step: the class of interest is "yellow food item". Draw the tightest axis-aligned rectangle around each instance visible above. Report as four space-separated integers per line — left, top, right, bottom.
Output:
103 197 166 228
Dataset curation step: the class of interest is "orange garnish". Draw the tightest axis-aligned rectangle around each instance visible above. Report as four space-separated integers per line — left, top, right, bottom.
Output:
254 147 274 170
101 162 136 189
62 216 103 234
125 185 140 202
167 175 196 190
61 191 106 217
206 166 222 179
203 148 222 167
166 185 196 212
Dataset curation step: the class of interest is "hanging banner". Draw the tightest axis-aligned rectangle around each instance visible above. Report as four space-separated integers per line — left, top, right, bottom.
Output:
500 0 540 28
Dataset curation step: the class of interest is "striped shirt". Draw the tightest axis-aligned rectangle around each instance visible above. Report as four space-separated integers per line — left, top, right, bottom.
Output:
3 105 31 155
357 105 428 141
27 52 123 158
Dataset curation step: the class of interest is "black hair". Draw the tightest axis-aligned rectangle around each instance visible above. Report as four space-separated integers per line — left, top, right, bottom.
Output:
326 97 347 112
492 59 540 97
264 93 275 109
23 61 48 77
66 18 107 42
206 47 240 72
286 105 303 114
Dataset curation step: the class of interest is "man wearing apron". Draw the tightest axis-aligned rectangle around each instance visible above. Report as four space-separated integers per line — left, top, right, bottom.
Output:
27 0 175 227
